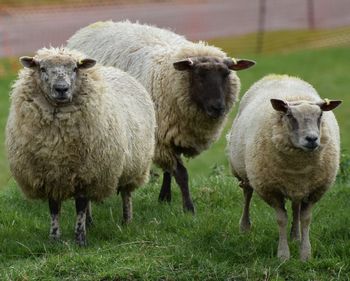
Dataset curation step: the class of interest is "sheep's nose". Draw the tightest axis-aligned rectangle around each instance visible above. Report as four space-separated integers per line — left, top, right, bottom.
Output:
304 136 319 150
207 103 225 117
54 85 69 95
305 136 318 143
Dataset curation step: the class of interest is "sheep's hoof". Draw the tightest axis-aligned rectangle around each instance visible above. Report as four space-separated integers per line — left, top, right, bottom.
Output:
122 217 132 225
239 220 251 233
183 202 195 214
158 193 171 203
49 228 61 241
300 249 311 261
49 233 61 241
277 248 290 261
75 232 87 247
300 253 311 261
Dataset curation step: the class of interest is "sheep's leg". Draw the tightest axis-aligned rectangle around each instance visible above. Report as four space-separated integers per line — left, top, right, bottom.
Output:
48 198 61 240
121 190 133 224
300 201 313 261
274 203 290 260
158 171 172 203
86 201 93 227
239 183 253 232
174 160 195 213
75 196 88 246
291 201 301 241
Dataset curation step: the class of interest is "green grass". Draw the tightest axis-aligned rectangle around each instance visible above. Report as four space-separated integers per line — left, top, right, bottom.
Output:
0 46 349 280
210 27 350 56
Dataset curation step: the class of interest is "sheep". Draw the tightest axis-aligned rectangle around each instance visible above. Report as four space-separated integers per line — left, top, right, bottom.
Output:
5 47 155 245
227 74 342 260
67 20 255 213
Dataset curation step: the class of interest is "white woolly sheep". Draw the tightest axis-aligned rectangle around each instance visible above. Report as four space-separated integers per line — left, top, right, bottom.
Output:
227 74 341 260
6 47 155 245
67 20 255 213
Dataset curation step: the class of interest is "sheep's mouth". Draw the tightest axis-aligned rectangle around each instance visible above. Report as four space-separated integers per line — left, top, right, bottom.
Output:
45 93 73 107
205 109 225 119
301 144 320 152
54 96 71 104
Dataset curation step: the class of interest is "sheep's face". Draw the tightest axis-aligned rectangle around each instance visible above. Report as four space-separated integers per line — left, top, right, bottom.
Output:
173 56 255 119
20 55 96 106
271 99 341 151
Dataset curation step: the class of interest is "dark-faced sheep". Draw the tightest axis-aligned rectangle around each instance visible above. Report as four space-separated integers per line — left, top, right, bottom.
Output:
67 20 255 213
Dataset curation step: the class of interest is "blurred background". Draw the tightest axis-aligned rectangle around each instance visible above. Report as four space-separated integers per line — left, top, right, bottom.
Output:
0 0 349 180
0 0 350 57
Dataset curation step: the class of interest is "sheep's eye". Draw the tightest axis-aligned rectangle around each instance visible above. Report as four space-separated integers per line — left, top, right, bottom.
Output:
73 67 78 72
40 67 46 73
286 113 297 123
223 70 231 77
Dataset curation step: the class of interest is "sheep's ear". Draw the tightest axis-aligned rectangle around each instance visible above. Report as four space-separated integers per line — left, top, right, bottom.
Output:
173 58 194 71
318 100 342 111
78 58 96 69
271 99 288 113
20 56 37 68
226 58 255 71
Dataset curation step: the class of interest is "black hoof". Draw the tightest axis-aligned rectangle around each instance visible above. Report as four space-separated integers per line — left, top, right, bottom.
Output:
183 201 195 214
75 232 87 247
158 193 171 203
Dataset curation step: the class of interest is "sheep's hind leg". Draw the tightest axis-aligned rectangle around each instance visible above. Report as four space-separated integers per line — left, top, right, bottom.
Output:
75 196 88 246
239 182 253 232
273 200 290 260
158 171 172 203
291 201 301 241
300 201 313 261
121 190 133 224
48 198 61 240
86 201 93 227
174 160 195 214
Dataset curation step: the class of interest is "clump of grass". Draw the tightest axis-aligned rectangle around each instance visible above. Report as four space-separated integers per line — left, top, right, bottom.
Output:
337 151 350 185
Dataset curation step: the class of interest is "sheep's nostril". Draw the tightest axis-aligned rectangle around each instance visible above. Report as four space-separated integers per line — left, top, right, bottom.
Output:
304 136 319 150
305 136 318 143
209 104 225 114
54 85 69 95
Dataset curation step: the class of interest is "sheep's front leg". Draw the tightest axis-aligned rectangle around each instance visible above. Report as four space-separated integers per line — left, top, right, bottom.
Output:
121 190 133 224
291 201 301 241
174 160 195 213
274 204 290 260
158 171 172 203
239 183 253 232
300 201 313 261
48 198 61 240
75 196 88 246
86 201 93 227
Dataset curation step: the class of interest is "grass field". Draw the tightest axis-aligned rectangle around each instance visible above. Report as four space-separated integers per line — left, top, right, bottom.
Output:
0 46 349 280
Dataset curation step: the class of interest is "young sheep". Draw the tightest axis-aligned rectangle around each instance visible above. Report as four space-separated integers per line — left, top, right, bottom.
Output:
67 20 255 213
6 47 155 245
227 74 341 260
